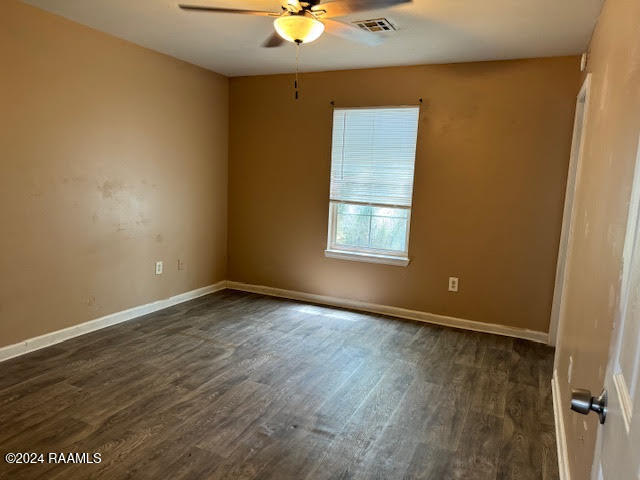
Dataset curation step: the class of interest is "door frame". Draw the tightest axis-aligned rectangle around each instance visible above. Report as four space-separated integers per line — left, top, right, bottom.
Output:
549 74 592 346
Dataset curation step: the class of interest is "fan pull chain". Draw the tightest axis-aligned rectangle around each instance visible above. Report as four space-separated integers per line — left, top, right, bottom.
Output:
294 40 301 100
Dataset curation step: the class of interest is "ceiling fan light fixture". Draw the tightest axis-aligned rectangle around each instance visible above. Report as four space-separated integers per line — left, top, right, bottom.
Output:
274 14 325 44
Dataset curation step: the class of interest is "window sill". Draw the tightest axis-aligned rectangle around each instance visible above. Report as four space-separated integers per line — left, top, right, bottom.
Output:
324 249 410 267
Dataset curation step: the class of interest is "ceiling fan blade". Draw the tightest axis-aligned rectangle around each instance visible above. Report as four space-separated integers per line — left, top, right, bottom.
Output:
284 0 303 12
323 19 384 45
312 0 410 18
179 4 280 16
262 32 285 47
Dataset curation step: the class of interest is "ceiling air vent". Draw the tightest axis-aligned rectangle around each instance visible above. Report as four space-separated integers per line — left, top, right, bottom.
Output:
352 18 396 33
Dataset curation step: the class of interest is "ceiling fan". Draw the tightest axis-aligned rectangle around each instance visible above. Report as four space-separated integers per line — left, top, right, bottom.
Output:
178 0 410 47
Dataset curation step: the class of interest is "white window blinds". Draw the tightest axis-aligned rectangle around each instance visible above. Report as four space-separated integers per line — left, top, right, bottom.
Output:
329 106 419 208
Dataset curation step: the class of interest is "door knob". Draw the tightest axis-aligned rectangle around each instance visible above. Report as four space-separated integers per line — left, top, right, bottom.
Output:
570 388 607 424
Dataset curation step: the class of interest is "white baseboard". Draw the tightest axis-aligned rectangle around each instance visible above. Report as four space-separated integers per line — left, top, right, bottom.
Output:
0 281 227 363
226 281 549 344
552 369 571 480
1 279 550 363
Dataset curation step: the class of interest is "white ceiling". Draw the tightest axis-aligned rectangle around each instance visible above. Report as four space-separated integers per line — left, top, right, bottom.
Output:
22 0 603 76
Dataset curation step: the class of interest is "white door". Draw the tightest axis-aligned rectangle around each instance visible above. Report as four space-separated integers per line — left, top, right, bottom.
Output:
591 136 640 480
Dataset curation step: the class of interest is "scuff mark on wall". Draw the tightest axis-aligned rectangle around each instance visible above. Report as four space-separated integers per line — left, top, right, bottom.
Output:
97 179 124 199
136 214 151 226
607 222 625 256
63 175 87 184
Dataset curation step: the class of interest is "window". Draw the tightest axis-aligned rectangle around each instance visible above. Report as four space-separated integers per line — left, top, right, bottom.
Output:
325 106 420 266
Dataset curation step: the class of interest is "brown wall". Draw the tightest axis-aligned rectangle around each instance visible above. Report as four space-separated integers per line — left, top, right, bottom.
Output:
0 0 228 347
228 57 580 333
555 0 640 477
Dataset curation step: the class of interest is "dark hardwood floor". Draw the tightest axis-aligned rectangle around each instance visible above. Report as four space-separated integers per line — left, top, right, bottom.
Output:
0 290 558 480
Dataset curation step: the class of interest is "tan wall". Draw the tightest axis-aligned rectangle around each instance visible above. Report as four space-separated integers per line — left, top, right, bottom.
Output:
555 0 640 477
0 0 228 347
228 57 580 333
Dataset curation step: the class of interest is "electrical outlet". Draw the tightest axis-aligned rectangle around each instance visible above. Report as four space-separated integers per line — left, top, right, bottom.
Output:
448 277 459 292
177 259 185 271
155 261 163 275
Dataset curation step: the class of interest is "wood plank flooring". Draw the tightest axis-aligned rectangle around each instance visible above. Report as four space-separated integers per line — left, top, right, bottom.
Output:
0 290 558 480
